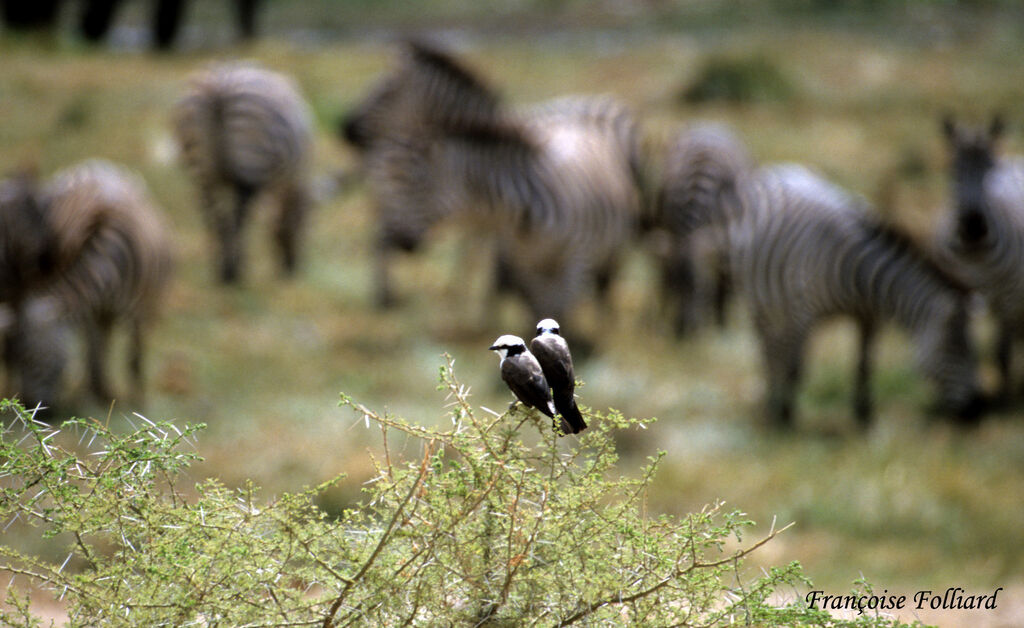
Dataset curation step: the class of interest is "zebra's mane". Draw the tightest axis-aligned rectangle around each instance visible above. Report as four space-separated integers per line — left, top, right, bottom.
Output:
403 40 535 150
405 40 495 102
857 216 970 295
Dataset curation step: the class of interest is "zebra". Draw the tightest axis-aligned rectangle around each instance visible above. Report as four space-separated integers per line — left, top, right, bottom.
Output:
0 172 65 413
719 164 983 427
938 115 1024 401
174 61 313 284
0 171 53 306
340 40 645 324
1 160 173 406
653 122 753 336
1 297 70 417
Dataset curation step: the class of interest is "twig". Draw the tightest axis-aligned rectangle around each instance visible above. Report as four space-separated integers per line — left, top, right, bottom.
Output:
321 440 436 628
555 522 795 626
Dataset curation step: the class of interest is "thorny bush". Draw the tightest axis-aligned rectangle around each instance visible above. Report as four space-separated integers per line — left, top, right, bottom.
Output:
1 356 914 626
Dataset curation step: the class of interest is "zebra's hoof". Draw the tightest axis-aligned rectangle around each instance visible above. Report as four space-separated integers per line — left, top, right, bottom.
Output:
953 392 987 424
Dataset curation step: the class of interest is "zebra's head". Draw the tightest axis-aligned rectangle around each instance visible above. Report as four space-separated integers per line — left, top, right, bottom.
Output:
339 73 406 152
0 170 54 304
341 39 508 153
942 114 1004 249
914 293 986 422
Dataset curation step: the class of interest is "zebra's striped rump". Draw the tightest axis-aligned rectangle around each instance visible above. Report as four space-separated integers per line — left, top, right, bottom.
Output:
653 122 752 334
174 61 313 283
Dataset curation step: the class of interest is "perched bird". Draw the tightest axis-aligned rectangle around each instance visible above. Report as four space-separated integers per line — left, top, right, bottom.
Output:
531 318 587 434
489 334 572 435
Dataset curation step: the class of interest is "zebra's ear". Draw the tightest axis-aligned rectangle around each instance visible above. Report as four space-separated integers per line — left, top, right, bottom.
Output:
989 114 1005 141
403 37 458 75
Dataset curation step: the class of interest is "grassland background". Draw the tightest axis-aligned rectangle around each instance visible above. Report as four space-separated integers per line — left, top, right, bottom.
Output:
3 1 1024 625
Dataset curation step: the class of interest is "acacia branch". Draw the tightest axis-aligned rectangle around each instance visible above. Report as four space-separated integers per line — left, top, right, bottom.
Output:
556 522 794 626
321 440 435 628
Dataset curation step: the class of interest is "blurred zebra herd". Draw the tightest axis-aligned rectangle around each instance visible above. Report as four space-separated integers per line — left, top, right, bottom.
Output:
1 38 1021 428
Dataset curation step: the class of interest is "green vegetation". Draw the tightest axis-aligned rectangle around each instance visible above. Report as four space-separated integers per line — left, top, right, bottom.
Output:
2 3 1024 624
0 371 911 626
681 53 796 104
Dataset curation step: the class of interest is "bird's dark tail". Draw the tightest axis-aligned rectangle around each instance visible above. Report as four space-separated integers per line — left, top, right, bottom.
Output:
555 415 574 435
538 399 571 435
555 396 587 434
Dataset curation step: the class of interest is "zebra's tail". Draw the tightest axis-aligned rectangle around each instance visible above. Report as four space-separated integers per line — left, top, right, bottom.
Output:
207 89 230 182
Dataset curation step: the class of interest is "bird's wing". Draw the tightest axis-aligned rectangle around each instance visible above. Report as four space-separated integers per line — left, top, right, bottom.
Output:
530 335 574 391
502 354 556 418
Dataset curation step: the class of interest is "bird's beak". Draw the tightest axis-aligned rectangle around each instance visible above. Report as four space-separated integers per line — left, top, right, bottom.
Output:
488 344 499 351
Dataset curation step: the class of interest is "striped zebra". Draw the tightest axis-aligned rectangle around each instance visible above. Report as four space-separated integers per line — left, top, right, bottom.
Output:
653 122 753 335
1 160 173 406
723 164 983 427
939 115 1024 400
174 61 313 284
340 40 644 323
1 171 52 302
1 172 66 413
2 297 69 417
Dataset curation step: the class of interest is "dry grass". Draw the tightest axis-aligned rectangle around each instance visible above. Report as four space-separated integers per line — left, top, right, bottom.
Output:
3 5 1024 622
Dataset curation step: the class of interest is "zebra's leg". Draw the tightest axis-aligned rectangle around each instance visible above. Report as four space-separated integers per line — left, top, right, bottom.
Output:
85 317 115 402
712 252 732 329
235 0 260 41
79 0 124 43
996 318 1013 402
374 241 396 309
594 259 616 308
758 321 806 429
854 319 876 427
219 183 256 284
478 246 517 329
200 183 236 284
2 313 18 397
152 0 186 51
128 316 146 407
670 251 699 337
592 257 620 332
273 181 309 278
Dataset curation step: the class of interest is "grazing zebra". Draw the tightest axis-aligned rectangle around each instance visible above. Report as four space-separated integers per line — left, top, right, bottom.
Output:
939 115 1024 401
340 40 644 324
174 61 313 284
1 173 65 413
2 297 69 416
1 160 173 405
0 171 53 306
653 122 753 335
723 164 983 427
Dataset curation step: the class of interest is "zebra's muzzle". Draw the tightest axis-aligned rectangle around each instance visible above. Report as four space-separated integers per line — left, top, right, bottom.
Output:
954 207 990 250
340 115 370 150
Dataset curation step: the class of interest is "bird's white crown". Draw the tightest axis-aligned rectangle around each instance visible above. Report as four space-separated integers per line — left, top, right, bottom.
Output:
489 334 527 361
536 318 560 335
